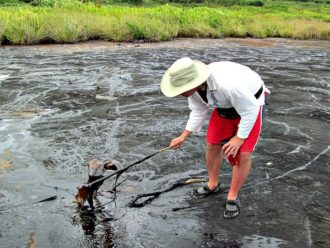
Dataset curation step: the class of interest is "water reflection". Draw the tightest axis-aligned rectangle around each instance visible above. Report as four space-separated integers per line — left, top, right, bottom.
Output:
79 208 97 235
74 206 116 247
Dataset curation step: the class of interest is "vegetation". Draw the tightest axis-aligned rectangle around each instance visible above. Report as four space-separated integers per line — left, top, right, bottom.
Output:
0 0 329 45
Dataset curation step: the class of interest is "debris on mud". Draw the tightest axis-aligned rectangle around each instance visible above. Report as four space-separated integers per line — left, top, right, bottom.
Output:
128 177 208 207
75 159 119 208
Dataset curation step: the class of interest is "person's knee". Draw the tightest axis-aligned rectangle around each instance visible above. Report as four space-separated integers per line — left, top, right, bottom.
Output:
207 143 221 155
239 152 252 166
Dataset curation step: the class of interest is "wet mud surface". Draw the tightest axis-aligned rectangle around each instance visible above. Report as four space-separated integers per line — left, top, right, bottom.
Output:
0 38 329 247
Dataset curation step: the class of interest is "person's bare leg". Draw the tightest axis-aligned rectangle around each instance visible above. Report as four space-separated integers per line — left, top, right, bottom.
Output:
227 152 252 200
224 152 252 219
206 143 224 190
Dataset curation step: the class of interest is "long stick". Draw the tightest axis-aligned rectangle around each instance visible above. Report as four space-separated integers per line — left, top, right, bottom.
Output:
84 147 171 188
0 195 57 212
127 177 208 208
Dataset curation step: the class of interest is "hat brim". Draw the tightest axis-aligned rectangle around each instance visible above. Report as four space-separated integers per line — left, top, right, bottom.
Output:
160 60 211 97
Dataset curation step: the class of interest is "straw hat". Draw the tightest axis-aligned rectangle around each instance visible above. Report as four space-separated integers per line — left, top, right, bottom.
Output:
160 57 211 97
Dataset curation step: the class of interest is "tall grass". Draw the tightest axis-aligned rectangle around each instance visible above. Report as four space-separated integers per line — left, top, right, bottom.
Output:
0 2 329 45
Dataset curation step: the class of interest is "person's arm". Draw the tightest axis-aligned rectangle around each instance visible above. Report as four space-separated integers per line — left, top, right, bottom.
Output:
222 85 259 157
185 93 209 132
170 93 208 149
227 85 260 139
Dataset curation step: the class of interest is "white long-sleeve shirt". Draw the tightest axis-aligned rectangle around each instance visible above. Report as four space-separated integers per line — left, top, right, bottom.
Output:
185 61 268 139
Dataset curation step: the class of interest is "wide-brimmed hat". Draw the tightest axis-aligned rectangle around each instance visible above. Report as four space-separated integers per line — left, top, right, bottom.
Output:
161 57 211 97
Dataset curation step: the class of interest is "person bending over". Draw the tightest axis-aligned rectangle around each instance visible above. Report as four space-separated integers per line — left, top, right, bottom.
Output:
160 57 269 219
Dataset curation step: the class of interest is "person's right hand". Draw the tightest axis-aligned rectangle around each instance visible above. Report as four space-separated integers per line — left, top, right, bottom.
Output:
170 136 185 149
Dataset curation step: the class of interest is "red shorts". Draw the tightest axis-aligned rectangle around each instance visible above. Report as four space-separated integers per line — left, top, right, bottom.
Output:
206 107 263 152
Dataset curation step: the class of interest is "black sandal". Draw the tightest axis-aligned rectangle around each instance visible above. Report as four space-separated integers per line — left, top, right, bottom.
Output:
224 200 240 219
191 183 220 198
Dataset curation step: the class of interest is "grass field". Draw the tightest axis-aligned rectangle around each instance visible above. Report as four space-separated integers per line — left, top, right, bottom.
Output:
0 0 329 45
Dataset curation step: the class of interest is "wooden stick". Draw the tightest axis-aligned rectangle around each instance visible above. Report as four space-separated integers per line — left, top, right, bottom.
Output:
85 147 171 188
0 195 57 212
127 177 208 208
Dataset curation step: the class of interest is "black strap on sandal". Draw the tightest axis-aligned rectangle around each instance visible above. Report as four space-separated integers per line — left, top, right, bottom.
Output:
192 183 220 198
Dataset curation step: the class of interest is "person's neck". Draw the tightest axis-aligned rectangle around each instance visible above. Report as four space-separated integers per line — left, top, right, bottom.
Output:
199 82 207 91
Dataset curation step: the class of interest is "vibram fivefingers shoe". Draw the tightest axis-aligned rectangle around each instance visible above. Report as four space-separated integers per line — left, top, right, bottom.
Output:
224 200 240 219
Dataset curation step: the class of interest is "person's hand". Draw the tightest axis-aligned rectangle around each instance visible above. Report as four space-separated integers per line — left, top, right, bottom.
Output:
170 136 185 149
169 130 191 149
222 136 244 158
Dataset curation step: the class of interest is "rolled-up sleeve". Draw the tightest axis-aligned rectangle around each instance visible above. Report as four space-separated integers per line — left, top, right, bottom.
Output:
185 94 209 132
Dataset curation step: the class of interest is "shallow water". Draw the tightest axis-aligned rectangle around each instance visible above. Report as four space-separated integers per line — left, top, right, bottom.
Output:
0 38 329 247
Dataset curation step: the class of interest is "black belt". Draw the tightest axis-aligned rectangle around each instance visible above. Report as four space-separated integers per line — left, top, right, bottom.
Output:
217 85 263 119
254 85 263 99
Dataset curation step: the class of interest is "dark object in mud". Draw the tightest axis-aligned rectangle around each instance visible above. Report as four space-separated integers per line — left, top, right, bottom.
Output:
75 159 119 209
127 178 208 208
75 147 170 209
0 195 57 212
34 195 57 203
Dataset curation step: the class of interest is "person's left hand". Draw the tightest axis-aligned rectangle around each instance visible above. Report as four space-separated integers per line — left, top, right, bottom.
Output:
222 136 244 158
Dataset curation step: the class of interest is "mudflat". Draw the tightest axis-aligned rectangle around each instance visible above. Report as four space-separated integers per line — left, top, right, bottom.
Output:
0 38 329 247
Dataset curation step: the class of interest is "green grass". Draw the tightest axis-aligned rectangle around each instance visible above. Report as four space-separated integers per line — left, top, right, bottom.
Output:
0 0 329 45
